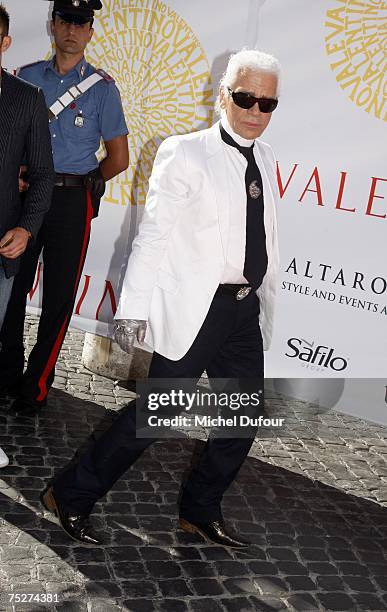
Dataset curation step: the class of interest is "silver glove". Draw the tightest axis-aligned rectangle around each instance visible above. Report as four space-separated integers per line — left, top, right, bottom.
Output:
113 319 147 354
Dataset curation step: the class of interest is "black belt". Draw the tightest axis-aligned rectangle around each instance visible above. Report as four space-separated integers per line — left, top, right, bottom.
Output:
217 284 252 301
54 173 87 187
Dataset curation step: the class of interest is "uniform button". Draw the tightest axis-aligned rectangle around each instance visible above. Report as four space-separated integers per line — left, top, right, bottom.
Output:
60 79 63 83
53 134 56 138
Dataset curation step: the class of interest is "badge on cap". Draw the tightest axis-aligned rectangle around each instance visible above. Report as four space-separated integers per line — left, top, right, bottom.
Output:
50 0 103 24
75 113 84 127
249 180 261 199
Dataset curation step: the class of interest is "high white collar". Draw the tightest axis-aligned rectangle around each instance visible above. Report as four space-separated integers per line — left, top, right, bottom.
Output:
220 110 255 147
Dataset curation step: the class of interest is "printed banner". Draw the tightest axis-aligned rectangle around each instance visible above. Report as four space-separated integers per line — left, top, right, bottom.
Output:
256 0 386 381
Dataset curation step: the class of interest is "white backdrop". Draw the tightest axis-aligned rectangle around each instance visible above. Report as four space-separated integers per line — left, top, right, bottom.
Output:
4 1 387 420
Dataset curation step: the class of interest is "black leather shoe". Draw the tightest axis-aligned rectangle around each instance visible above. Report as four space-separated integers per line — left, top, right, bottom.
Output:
9 397 46 417
41 486 102 546
179 517 250 548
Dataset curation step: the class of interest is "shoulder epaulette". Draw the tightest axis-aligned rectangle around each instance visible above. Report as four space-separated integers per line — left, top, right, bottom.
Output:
16 60 45 76
95 68 115 83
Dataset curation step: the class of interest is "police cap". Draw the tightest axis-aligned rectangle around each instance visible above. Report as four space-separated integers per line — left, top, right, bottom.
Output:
50 0 102 25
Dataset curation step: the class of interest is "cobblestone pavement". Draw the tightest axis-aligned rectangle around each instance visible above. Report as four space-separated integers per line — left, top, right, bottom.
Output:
0 316 387 611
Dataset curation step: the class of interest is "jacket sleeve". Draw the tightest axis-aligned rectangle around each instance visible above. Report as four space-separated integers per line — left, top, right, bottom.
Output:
115 136 188 320
17 89 54 240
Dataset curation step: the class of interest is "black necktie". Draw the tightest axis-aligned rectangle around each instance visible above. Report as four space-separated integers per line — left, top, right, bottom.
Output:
220 124 268 290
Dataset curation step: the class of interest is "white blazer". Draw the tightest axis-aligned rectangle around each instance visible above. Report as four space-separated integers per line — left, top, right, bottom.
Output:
115 122 280 361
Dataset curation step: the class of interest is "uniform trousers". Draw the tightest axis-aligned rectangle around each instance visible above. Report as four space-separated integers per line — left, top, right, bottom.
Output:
0 186 93 403
53 288 264 522
0 261 14 345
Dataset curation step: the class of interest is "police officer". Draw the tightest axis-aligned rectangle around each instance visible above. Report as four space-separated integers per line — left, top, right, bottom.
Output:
0 0 129 416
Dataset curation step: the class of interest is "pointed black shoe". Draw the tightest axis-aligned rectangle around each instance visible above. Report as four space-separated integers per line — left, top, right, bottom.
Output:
41 486 102 546
9 397 46 417
179 517 250 548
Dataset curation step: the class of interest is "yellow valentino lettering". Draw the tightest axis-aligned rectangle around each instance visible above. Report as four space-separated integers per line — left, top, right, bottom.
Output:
324 0 386 122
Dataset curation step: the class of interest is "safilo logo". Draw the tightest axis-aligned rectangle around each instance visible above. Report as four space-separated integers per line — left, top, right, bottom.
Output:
286 338 348 372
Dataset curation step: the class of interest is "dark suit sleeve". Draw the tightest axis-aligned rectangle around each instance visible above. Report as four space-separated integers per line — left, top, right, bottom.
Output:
17 89 54 240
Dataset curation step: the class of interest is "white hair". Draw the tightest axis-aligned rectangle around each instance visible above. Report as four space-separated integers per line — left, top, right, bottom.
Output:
215 49 281 115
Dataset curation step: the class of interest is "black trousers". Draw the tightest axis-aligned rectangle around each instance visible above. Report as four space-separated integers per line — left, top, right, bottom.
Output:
54 289 264 522
0 186 93 403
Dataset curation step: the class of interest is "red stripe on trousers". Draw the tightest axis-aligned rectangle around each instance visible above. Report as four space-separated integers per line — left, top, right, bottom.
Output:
36 191 94 402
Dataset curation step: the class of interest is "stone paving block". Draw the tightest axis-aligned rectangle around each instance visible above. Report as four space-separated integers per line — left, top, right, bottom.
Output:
180 560 215 578
267 547 298 561
146 561 182 579
286 593 320 610
316 575 346 591
220 597 257 611
171 547 202 561
122 599 157 612
267 534 295 547
276 561 308 576
233 546 266 561
212 561 247 577
118 581 157 599
87 600 122 611
285 576 316 591
252 576 289 596
247 560 280 578
222 577 259 596
76 564 112 581
190 578 225 596
199 547 234 561
336 562 370 576
316 592 356 611
157 579 193 597
343 576 376 592
353 593 387 610
371 575 387 590
190 599 224 612
159 600 189 612
55 600 88 611
111 561 145 580
327 548 358 563
248 596 288 610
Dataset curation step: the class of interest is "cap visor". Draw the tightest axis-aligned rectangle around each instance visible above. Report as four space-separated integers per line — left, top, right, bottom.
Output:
55 10 90 25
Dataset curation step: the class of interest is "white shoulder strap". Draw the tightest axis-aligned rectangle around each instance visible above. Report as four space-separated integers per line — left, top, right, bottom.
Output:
48 72 103 122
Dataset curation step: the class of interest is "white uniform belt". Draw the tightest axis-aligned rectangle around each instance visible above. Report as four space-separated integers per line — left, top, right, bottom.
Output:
48 72 103 122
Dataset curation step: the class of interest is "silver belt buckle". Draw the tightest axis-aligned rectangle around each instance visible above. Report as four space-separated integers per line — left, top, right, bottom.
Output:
236 287 251 301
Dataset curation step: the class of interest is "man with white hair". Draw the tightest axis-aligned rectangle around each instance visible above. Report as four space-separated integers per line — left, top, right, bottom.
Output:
42 49 280 547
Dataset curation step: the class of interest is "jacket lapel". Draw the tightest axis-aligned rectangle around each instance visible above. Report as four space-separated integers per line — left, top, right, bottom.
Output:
205 122 230 262
0 71 17 167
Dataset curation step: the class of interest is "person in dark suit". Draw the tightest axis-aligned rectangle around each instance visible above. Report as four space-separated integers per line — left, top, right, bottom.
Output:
0 3 54 468
0 3 54 330
0 0 128 417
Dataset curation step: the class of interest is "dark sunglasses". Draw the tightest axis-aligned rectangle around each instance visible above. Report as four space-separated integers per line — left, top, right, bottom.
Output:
227 87 278 113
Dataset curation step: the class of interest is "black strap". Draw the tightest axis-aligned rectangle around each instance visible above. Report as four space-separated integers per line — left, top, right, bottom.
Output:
54 174 86 187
